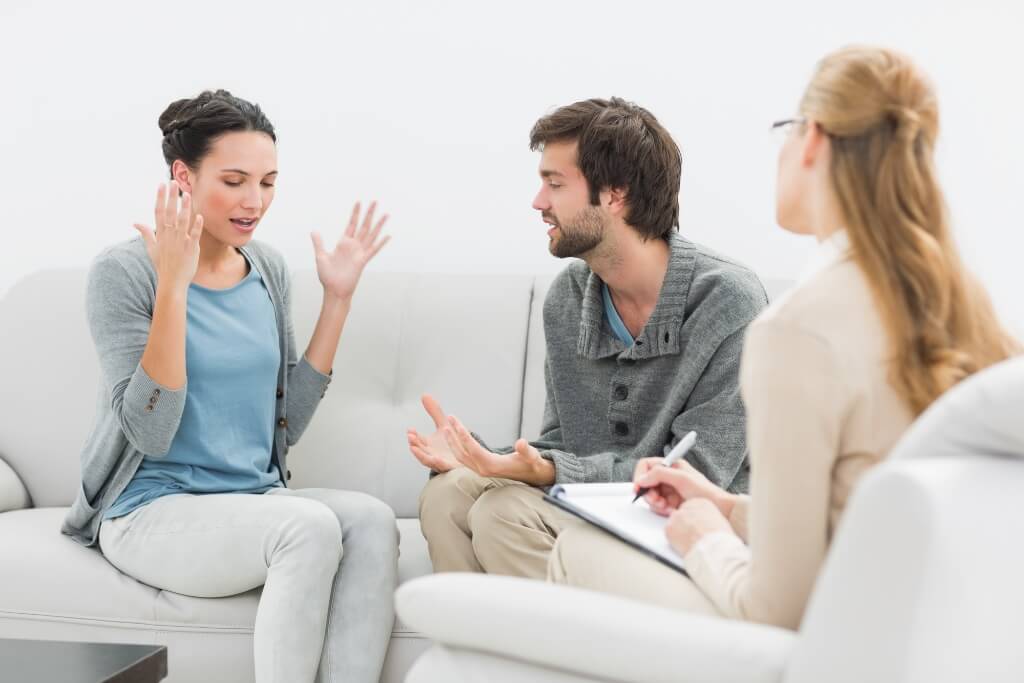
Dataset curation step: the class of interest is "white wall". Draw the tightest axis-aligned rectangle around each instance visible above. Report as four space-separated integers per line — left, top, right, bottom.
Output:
2 0 1021 331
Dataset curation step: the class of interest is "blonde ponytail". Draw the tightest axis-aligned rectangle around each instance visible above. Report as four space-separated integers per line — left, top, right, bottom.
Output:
801 46 1019 414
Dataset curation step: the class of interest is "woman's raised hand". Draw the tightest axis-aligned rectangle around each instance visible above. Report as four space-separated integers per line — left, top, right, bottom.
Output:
311 201 390 302
134 181 204 293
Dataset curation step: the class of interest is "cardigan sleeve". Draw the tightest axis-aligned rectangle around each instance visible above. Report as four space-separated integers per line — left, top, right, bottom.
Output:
85 252 188 457
683 316 845 630
278 260 331 447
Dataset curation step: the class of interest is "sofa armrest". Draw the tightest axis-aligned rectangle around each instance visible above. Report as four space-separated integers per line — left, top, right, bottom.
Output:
0 455 31 513
396 573 796 683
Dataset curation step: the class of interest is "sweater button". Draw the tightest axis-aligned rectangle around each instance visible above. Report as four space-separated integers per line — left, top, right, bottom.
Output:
613 385 628 401
614 422 629 437
286 469 292 481
278 418 288 428
276 388 284 399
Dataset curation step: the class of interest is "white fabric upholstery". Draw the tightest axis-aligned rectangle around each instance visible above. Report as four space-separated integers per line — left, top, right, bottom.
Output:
407 647 636 683
397 573 795 683
396 357 1024 683
0 270 100 508
0 508 434 682
889 355 1024 463
285 271 537 518
0 457 30 513
0 267 546 683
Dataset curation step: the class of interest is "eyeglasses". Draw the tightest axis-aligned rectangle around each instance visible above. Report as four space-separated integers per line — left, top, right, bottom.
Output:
771 117 806 133
770 118 806 147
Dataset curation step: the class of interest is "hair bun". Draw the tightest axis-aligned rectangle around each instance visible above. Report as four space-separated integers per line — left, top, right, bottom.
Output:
158 98 196 136
158 89 276 170
158 91 237 136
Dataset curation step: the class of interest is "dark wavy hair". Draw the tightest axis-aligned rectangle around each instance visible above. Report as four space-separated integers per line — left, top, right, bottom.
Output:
158 89 275 174
529 97 682 240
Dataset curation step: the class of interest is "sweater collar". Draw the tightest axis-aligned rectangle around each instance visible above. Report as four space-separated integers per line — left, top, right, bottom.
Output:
796 229 850 286
577 232 695 361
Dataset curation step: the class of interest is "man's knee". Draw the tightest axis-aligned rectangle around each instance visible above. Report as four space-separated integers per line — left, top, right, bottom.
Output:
547 522 588 582
466 485 543 538
419 468 488 530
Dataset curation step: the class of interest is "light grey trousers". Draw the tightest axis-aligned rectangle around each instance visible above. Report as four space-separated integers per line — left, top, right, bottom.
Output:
99 487 399 683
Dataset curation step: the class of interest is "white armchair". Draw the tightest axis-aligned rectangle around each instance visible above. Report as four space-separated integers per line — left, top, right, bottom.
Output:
396 357 1024 683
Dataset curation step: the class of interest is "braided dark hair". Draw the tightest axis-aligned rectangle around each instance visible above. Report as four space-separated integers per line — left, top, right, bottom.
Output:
158 89 276 174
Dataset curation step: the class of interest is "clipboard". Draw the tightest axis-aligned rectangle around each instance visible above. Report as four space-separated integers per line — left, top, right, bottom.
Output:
545 482 688 576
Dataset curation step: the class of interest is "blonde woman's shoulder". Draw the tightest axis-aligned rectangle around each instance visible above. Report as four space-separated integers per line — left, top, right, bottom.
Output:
751 258 879 344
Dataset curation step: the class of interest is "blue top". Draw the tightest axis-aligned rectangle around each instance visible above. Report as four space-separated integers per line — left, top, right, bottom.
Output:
105 261 282 519
602 282 635 346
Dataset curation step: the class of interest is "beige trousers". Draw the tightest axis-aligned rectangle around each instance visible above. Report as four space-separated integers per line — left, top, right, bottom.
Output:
548 522 723 617
418 467 579 579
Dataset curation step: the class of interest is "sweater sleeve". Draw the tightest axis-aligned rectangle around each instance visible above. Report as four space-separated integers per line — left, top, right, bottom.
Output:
683 317 844 629
86 253 187 457
280 264 331 446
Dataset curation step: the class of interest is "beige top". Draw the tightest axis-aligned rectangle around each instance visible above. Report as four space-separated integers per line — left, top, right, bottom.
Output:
684 231 915 629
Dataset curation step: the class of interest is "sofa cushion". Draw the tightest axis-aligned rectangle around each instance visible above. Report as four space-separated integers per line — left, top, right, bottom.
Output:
0 508 431 634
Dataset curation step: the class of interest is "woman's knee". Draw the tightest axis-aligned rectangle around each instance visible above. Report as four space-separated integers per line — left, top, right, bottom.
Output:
277 499 344 566
346 492 398 538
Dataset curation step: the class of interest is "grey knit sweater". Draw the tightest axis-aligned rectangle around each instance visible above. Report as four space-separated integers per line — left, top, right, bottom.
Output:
521 234 767 491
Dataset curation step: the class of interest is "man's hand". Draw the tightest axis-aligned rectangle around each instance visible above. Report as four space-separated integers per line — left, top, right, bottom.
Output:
444 415 556 486
633 458 735 518
407 394 460 473
665 498 734 557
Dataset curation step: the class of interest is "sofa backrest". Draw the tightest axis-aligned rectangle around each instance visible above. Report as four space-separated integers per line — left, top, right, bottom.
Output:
0 269 541 518
286 271 538 517
0 270 102 511
0 266 792 519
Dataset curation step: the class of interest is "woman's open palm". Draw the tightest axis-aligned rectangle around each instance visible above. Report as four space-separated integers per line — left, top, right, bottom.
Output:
311 201 390 301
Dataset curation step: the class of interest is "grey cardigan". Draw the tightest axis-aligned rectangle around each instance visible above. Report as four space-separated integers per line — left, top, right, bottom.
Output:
521 234 767 491
61 238 332 546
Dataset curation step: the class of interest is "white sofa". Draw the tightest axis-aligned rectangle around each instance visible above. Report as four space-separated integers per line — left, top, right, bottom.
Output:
396 356 1024 683
0 263 792 682
0 266 567 683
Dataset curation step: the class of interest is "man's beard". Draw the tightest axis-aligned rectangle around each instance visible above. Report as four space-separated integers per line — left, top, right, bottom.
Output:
548 205 606 258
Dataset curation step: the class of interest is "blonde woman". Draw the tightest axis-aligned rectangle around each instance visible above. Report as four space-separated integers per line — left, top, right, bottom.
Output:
547 46 1019 629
